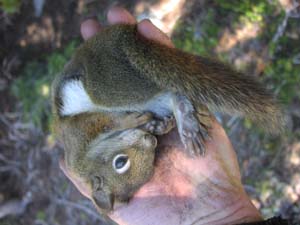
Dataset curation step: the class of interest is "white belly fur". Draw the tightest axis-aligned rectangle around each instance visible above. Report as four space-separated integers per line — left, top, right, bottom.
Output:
60 79 174 118
60 80 98 116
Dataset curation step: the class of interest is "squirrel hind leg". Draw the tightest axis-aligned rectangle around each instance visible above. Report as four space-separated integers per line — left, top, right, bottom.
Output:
172 94 211 157
144 92 212 156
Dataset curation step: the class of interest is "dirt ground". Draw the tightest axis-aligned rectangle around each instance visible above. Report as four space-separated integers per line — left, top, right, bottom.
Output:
0 0 299 224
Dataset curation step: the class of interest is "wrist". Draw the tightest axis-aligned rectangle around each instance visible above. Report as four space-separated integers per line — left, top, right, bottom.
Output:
202 193 262 225
109 182 262 225
172 181 262 225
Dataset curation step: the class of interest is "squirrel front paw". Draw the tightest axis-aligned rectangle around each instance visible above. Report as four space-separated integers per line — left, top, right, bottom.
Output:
121 112 153 129
143 115 176 135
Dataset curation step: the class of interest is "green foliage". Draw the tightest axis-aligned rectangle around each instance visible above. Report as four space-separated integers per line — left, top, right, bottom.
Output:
173 9 220 56
36 210 46 220
265 20 300 104
173 0 298 153
265 57 300 104
0 0 21 14
12 62 48 129
263 137 282 153
11 40 79 130
172 0 280 57
174 0 298 105
215 0 278 24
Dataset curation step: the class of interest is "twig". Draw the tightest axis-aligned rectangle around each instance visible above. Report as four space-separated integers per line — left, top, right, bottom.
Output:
34 219 49 225
0 165 22 176
25 170 39 185
293 53 300 64
0 192 32 219
272 1 300 43
272 12 289 43
0 114 10 127
0 153 22 167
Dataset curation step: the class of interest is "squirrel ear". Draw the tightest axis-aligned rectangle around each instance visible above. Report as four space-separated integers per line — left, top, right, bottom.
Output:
91 176 114 211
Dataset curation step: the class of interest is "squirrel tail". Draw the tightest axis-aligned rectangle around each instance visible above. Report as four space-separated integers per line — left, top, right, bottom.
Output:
121 25 285 133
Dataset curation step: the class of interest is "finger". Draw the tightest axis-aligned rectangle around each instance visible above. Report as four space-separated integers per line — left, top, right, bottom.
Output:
137 19 174 48
107 6 136 25
206 119 242 180
59 158 78 182
59 159 92 199
80 19 102 40
59 158 70 176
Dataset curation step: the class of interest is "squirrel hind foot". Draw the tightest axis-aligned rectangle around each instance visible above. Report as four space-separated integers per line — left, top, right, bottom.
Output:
173 94 211 157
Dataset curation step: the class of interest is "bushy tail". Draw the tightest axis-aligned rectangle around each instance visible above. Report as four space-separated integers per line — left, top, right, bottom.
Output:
183 56 286 134
118 24 285 133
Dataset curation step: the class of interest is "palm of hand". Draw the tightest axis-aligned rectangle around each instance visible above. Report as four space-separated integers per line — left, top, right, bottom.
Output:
109 121 259 225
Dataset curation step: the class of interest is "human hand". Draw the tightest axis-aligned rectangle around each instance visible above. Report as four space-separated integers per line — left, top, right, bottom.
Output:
60 7 263 225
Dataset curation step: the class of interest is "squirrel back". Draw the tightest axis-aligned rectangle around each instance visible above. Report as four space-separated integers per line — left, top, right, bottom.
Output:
106 24 286 133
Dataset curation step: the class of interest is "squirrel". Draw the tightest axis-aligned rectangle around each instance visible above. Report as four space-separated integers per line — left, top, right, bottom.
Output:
53 111 173 212
52 103 175 212
51 24 285 212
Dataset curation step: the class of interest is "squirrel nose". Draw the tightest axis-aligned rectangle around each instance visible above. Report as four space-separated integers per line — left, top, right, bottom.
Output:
143 134 157 149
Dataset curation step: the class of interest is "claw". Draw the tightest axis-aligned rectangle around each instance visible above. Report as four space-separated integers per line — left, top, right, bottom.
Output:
142 115 176 135
186 139 196 157
178 113 211 157
196 133 206 156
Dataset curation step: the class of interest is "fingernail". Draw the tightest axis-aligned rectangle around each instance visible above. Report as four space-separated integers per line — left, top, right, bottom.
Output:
107 6 136 25
80 19 101 40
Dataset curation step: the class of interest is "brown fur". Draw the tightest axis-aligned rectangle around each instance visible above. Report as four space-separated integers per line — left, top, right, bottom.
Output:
51 24 285 212
53 111 157 212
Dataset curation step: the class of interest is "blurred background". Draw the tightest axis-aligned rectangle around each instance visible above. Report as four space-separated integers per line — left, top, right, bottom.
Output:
0 0 299 224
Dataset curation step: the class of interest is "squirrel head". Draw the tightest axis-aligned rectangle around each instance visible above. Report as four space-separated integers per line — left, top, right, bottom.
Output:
86 129 157 211
56 114 157 211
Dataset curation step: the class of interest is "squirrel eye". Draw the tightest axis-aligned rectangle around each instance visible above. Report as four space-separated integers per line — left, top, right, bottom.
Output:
112 154 130 174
